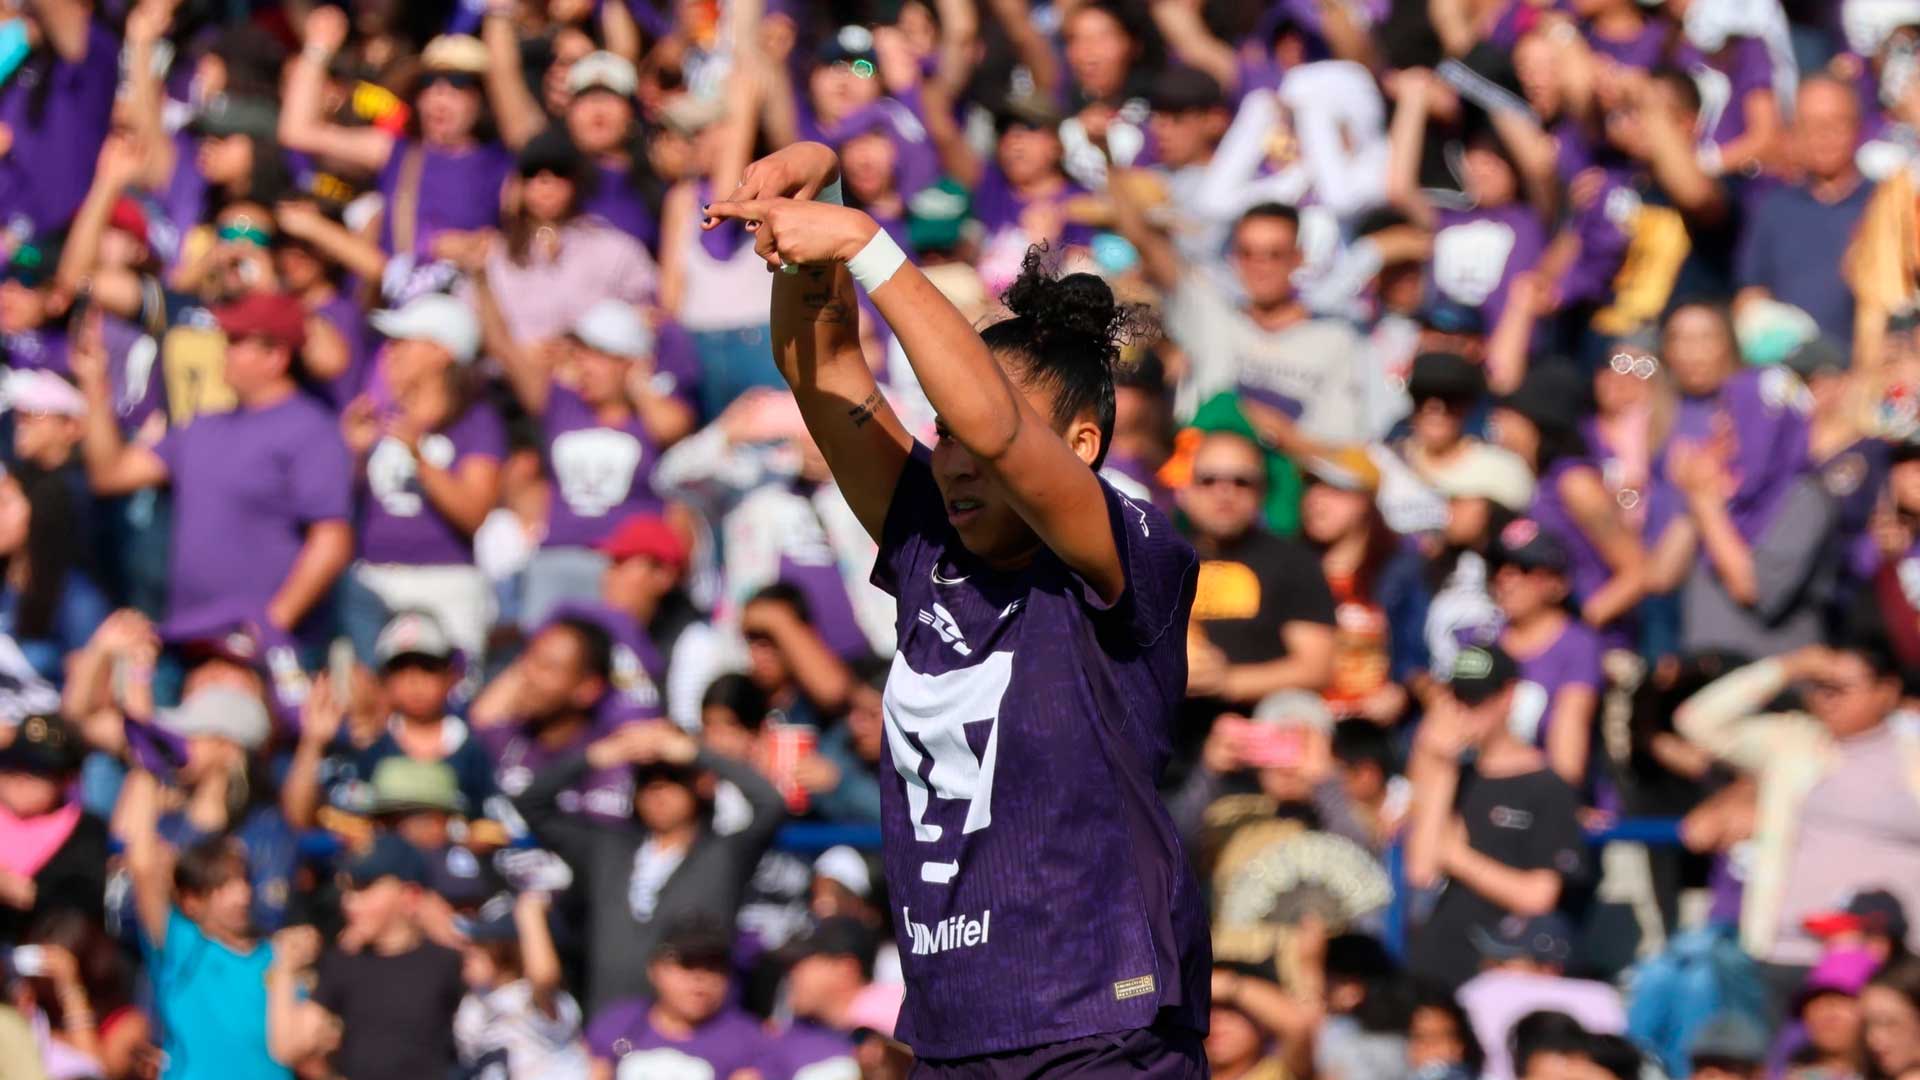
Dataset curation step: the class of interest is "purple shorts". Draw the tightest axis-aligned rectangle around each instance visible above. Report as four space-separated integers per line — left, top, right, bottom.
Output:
910 1022 1208 1079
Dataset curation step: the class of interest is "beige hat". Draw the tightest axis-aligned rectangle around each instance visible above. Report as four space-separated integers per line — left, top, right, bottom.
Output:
1425 442 1536 513
421 34 489 76
660 93 728 136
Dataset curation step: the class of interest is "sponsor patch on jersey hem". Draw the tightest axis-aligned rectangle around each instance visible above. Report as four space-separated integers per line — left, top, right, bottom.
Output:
1113 975 1156 1001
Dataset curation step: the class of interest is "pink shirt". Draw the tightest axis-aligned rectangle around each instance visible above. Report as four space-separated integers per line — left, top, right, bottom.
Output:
0 801 81 878
465 217 657 346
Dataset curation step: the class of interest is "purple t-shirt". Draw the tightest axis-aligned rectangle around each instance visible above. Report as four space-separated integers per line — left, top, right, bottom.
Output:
481 720 636 826
2 327 67 374
376 139 514 257
799 92 939 200
1505 619 1602 749
1431 204 1546 329
311 296 377 411
870 450 1209 1058
586 162 659 252
154 392 353 638
1556 162 1640 308
0 25 118 235
541 600 666 726
771 1021 859 1077
101 313 167 436
1583 18 1672 71
1674 36 1773 150
584 1002 776 1076
540 385 663 549
356 401 506 565
1530 458 1612 611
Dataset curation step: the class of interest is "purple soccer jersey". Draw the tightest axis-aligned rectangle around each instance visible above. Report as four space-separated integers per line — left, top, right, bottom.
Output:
357 401 507 565
1431 204 1546 329
584 1001 777 1078
541 385 665 550
770 1021 860 1078
375 139 515 258
1505 620 1603 749
869 451 1210 1059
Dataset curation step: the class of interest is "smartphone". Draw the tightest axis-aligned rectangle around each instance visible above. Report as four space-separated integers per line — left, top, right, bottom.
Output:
11 945 44 977
328 637 355 694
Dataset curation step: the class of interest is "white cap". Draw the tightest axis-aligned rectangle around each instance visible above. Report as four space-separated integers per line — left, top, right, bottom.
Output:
2 369 87 418
374 609 456 667
370 293 481 364
567 50 639 98
1426 443 1537 513
1251 689 1333 732
569 299 654 359
813 845 871 898
157 686 272 750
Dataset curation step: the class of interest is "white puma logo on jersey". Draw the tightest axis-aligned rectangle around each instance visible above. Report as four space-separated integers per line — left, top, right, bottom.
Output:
917 603 971 655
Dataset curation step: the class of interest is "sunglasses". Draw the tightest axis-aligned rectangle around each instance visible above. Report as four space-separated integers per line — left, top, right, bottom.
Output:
1610 351 1659 380
217 218 272 247
421 71 480 92
1193 471 1262 491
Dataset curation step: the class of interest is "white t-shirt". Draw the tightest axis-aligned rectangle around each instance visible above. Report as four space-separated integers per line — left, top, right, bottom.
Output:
453 979 591 1080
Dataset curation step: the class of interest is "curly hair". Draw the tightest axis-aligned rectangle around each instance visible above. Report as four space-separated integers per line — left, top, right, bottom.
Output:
978 246 1153 469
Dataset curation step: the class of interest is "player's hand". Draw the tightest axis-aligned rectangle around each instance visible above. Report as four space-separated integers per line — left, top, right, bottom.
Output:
727 143 841 203
702 198 878 272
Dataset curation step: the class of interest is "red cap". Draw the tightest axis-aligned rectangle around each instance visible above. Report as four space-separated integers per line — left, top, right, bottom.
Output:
596 515 689 569
1803 912 1864 939
108 196 149 246
214 292 307 352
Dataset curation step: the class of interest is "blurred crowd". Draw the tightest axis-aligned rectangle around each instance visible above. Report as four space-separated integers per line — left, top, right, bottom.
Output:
0 0 1916 1077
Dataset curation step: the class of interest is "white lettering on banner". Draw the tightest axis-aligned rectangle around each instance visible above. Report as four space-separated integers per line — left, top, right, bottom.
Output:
551 428 643 516
1433 219 1518 306
368 433 456 516
882 652 1012 885
903 906 993 956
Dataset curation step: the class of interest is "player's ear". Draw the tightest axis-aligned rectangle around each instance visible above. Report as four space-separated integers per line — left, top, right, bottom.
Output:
1066 415 1102 468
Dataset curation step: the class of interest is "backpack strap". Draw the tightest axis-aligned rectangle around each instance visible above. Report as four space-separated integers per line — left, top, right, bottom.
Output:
388 141 428 258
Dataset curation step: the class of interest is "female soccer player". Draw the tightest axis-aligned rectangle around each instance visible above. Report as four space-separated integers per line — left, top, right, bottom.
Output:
705 144 1209 1076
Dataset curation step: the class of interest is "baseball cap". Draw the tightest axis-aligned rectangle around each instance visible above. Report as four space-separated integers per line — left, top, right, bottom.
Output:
0 240 53 288
907 179 972 254
992 92 1064 133
1688 1013 1769 1068
1448 644 1518 705
661 93 728 136
1416 294 1487 337
1492 517 1570 574
342 832 432 889
651 917 734 968
1470 912 1574 967
817 24 878 67
373 609 456 670
1425 442 1535 513
0 714 83 776
1251 689 1333 732
370 294 480 363
1303 446 1382 494
1497 364 1587 434
214 292 308 352
1406 351 1486 404
813 845 872 899
569 299 655 359
1148 65 1227 113
788 916 878 972
1792 947 1879 1016
595 514 690 569
567 50 638 98
188 94 280 139
425 843 504 908
421 34 489 75
156 685 272 751
1783 337 1849 382
108 196 150 246
1803 889 1911 943
369 757 465 817
2 369 86 418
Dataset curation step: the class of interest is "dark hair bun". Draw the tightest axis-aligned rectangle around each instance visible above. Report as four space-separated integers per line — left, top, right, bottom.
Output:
1001 246 1138 363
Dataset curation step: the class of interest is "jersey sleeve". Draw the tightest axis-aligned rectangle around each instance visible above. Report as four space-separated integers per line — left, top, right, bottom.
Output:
1077 477 1199 646
869 444 942 599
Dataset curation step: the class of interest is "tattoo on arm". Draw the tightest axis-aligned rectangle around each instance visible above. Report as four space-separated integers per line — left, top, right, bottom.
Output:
847 389 882 429
798 267 852 324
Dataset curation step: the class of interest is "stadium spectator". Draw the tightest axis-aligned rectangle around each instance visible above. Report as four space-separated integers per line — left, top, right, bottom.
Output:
1863 956 1920 1080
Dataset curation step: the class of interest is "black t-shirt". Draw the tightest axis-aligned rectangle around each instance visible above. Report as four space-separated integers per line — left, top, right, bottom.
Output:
1192 528 1337 665
1408 765 1593 989
313 941 465 1080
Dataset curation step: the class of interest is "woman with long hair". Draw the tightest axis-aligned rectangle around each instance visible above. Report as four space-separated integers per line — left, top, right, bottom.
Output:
0 468 107 686
702 142 1209 1075
1865 956 1920 1080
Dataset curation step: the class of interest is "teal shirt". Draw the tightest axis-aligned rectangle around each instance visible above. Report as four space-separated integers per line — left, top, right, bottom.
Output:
144 909 289 1080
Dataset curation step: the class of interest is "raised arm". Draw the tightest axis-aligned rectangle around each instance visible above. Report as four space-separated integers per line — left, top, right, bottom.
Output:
122 0 182 191
710 180 1129 600
482 2 549 150
32 0 91 63
72 329 170 495
116 769 174 946
1106 167 1185 293
1385 70 1439 229
280 6 397 174
1150 0 1238 91
1560 467 1645 627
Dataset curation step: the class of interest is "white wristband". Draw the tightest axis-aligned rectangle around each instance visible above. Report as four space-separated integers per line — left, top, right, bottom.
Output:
846 228 907 292
815 177 844 206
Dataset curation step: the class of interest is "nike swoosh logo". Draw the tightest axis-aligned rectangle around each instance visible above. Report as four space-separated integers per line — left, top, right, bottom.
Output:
931 567 969 586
